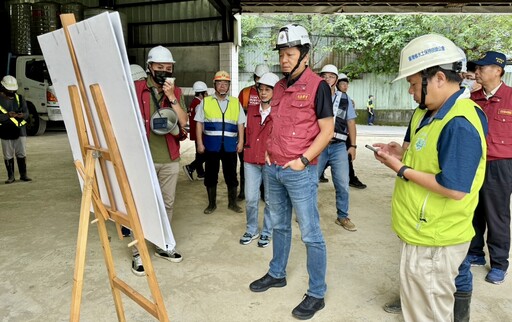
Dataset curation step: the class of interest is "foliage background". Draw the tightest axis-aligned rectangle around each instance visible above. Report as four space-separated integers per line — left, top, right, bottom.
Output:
240 14 512 78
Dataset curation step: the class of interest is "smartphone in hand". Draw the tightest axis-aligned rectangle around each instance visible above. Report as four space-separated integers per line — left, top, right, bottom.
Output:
365 144 379 153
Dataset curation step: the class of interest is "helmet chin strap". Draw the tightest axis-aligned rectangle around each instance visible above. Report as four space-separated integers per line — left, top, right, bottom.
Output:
419 70 428 110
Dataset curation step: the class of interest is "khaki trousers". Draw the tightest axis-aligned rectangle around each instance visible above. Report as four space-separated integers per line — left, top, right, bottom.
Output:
400 240 469 322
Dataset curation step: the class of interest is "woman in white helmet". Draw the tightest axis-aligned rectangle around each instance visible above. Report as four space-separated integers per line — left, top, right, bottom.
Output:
131 45 188 276
372 34 487 322
237 63 271 200
249 24 334 320
239 72 279 248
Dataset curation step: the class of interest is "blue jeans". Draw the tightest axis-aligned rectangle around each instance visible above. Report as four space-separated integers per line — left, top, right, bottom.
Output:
317 141 350 219
455 255 473 293
264 164 327 299
244 162 272 237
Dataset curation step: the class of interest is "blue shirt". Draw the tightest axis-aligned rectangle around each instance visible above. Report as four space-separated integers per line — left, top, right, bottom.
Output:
404 89 488 193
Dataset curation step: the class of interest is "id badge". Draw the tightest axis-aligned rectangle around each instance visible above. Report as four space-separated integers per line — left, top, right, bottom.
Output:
152 117 168 129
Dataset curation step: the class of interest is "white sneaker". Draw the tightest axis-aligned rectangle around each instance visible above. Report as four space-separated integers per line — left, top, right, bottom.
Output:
155 248 183 263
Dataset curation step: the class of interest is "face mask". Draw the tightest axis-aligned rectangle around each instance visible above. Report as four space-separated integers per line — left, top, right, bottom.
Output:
3 90 15 98
152 70 173 85
461 79 476 90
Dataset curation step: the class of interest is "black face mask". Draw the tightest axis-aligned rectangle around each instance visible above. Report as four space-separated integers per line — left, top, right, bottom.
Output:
3 91 15 98
152 70 173 85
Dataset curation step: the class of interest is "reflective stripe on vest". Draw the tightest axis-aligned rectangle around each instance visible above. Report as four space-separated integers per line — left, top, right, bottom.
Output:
0 94 27 127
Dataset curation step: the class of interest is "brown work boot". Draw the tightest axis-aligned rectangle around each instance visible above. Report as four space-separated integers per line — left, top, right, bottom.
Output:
335 217 357 231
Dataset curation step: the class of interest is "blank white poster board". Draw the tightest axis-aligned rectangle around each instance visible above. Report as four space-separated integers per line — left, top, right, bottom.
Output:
38 12 175 251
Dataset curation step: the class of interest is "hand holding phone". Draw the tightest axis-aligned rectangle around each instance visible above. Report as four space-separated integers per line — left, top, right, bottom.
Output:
365 144 379 153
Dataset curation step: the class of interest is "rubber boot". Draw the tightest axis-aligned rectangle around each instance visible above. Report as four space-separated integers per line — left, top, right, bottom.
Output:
4 159 15 184
17 157 32 181
228 186 243 213
454 291 471 322
204 186 217 214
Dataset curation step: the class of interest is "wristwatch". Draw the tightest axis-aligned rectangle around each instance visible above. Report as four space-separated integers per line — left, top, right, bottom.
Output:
397 165 411 181
349 144 357 149
300 155 310 167
170 99 178 105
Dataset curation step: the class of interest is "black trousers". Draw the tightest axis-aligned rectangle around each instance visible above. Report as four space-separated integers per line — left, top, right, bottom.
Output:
469 159 512 271
189 141 205 175
204 148 238 189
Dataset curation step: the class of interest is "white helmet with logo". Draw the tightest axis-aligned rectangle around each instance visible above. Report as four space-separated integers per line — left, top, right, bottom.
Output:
275 24 311 50
257 73 280 88
1 75 18 91
193 81 208 93
254 64 270 77
393 34 464 82
147 46 175 65
150 108 179 136
320 64 338 76
130 64 147 81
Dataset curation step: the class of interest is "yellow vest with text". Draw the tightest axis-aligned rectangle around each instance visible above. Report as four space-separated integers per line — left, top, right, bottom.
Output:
392 98 486 246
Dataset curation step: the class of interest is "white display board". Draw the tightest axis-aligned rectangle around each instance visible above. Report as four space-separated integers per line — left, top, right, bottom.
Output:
38 12 175 251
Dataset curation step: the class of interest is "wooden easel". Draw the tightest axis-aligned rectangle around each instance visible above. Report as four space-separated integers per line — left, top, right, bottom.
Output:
59 14 169 321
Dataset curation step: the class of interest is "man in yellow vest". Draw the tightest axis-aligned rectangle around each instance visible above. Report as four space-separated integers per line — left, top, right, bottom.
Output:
195 70 246 214
372 34 487 321
0 75 31 184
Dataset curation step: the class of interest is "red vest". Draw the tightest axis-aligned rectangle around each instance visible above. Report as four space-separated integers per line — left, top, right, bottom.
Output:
244 104 272 165
188 97 202 141
135 80 182 160
267 68 322 165
471 82 512 160
239 85 260 112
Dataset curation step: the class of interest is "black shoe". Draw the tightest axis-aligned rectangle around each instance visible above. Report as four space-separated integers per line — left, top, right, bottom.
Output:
291 294 325 320
319 175 329 183
249 273 286 292
121 226 131 237
349 177 367 189
183 165 194 181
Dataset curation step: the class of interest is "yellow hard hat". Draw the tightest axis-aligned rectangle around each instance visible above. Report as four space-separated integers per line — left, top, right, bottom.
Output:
213 70 231 82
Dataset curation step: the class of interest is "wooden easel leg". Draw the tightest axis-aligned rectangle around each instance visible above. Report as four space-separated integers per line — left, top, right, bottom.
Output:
94 207 126 322
70 150 96 322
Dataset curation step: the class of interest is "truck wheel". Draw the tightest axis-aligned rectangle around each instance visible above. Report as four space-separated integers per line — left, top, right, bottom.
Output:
26 104 47 136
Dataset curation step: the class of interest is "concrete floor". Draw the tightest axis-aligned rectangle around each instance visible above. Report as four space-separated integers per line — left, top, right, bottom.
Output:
0 125 511 322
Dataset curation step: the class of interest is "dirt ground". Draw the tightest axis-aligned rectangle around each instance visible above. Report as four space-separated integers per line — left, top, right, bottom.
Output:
0 125 511 322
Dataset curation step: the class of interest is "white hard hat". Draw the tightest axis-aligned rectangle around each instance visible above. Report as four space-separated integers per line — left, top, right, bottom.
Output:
130 64 147 81
147 46 175 65
257 72 280 88
338 73 349 81
393 34 464 82
275 24 311 50
193 81 208 93
320 64 338 76
457 47 468 73
254 64 270 77
1 75 18 91
150 108 179 136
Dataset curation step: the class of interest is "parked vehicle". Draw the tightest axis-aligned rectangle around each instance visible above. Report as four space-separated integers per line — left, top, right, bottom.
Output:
7 55 62 135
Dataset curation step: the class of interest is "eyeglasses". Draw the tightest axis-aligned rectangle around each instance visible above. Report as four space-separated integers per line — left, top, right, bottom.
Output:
216 81 230 86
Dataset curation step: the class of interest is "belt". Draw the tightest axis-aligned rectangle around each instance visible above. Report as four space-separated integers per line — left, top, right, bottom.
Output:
329 138 344 144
